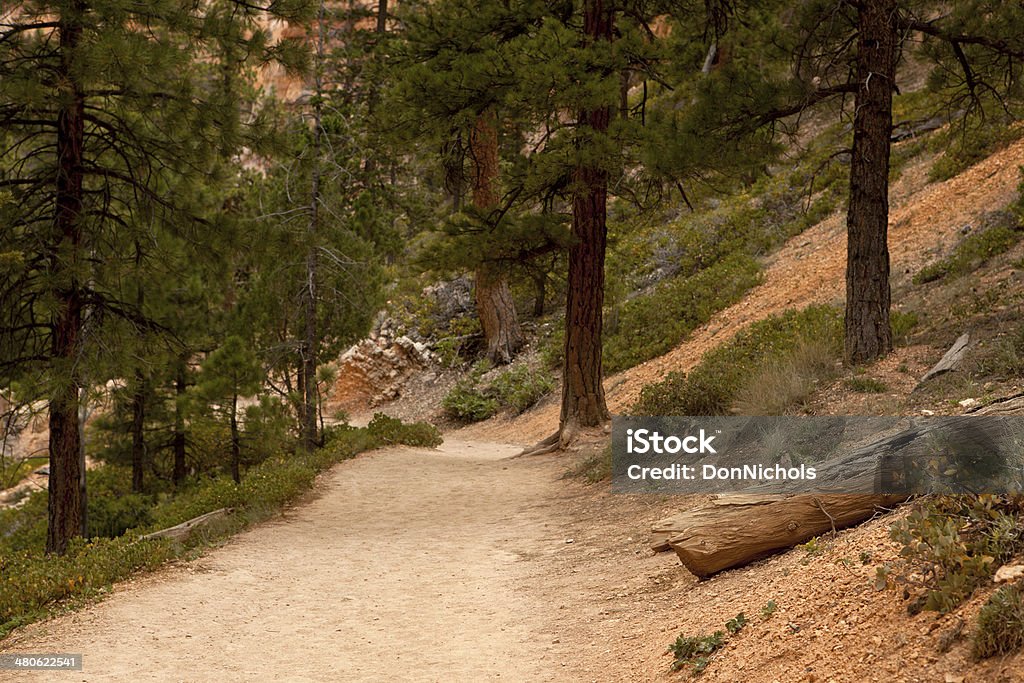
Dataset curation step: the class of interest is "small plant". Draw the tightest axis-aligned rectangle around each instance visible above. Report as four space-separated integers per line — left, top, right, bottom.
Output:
859 551 873 565
845 377 888 394
760 600 777 619
567 445 612 484
801 536 825 556
669 631 725 673
973 583 1024 659
365 413 442 448
725 612 748 634
731 338 838 415
442 380 500 422
891 310 919 345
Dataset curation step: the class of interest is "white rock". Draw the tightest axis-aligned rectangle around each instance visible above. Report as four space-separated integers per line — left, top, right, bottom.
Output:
994 564 1024 583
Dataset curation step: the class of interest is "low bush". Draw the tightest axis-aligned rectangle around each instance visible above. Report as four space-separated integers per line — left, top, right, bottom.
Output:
566 445 612 484
0 416 441 637
928 119 1023 182
890 494 1024 614
442 364 554 422
973 583 1024 659
891 310 920 345
633 305 843 416
731 338 838 415
603 254 762 374
846 377 889 394
914 224 1023 285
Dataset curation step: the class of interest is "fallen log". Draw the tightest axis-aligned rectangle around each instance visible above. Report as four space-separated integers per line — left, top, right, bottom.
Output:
664 494 905 578
139 507 234 542
969 393 1024 416
918 332 970 385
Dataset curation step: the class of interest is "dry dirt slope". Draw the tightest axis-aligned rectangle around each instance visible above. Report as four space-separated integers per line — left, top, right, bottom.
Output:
465 136 1024 443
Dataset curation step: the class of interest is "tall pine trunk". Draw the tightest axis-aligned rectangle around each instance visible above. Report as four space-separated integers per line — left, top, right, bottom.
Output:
130 280 145 493
130 370 146 493
846 0 896 364
470 109 523 365
299 1 327 452
559 0 613 440
172 359 187 486
47 5 86 555
230 393 241 484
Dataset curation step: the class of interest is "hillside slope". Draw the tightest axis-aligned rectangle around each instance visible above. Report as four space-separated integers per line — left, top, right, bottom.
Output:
463 136 1024 442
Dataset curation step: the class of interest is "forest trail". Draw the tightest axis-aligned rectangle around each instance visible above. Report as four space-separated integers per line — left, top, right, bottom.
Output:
1 439 627 682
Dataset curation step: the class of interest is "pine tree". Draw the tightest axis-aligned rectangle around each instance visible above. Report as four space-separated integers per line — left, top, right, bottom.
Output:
746 0 1024 364
0 0 313 554
194 336 263 484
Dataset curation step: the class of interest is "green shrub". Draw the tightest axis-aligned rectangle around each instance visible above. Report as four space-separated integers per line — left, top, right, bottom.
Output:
567 445 612 483
669 611 749 674
973 583 1024 659
442 380 500 422
846 377 889 394
603 254 762 374
442 364 554 422
890 495 1024 613
731 338 839 415
488 366 554 413
928 120 1023 182
669 631 725 673
891 310 919 345
914 225 1023 285
633 305 843 416
365 412 443 448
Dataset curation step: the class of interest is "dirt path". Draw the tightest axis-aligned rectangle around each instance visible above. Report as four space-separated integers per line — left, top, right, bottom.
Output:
2 439 641 682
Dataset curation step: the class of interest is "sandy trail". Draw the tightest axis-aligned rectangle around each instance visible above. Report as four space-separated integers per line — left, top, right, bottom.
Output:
0 439 589 682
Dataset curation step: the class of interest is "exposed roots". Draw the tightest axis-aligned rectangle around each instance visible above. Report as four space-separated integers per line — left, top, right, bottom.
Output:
516 421 580 457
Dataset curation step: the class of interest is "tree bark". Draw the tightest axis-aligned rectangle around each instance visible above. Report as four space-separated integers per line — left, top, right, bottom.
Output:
172 359 187 486
130 369 146 493
845 0 897 364
230 393 241 484
560 0 614 438
470 109 523 365
299 0 327 452
46 4 86 556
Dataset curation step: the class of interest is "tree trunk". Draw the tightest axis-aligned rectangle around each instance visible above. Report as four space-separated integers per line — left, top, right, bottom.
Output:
845 0 897 364
532 270 546 317
172 359 187 486
470 109 524 365
299 1 327 453
46 5 86 556
130 370 146 493
230 393 241 485
560 0 614 439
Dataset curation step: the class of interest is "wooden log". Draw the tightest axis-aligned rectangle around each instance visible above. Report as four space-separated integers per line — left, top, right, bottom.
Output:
139 507 234 542
666 494 905 578
969 393 1024 416
918 332 970 384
